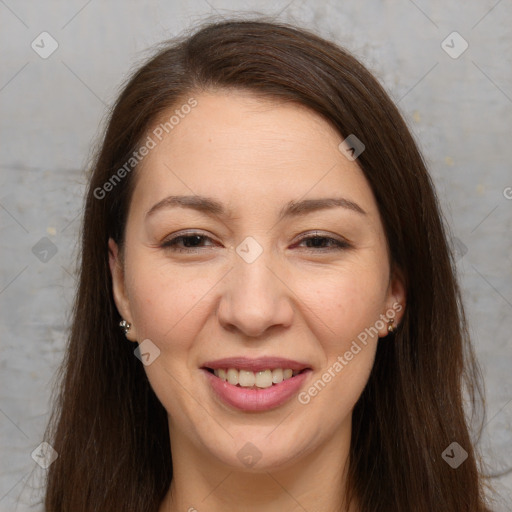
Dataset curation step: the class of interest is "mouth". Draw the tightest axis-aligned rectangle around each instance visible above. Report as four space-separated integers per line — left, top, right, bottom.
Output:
200 357 312 411
201 356 311 388
201 366 312 413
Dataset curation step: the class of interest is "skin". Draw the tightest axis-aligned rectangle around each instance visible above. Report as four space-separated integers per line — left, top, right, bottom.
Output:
109 90 406 512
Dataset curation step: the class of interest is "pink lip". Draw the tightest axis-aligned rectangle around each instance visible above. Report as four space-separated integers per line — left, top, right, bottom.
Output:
201 356 311 373
202 368 312 412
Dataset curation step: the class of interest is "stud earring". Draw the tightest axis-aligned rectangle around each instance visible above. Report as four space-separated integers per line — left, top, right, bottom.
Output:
387 318 395 333
119 320 131 336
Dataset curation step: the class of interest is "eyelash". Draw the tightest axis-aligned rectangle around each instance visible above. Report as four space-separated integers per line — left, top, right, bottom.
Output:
160 231 350 254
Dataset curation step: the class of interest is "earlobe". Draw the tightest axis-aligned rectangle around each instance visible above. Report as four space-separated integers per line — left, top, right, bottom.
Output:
108 238 137 341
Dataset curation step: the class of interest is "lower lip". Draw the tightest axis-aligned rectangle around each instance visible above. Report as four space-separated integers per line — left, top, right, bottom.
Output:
202 369 311 412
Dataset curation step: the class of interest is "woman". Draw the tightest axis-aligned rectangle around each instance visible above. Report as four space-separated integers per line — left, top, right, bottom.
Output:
43 18 492 511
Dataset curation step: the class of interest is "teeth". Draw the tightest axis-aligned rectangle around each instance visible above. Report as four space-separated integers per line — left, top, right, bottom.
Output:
226 368 238 386
213 368 300 388
255 369 273 388
272 368 283 384
239 370 255 387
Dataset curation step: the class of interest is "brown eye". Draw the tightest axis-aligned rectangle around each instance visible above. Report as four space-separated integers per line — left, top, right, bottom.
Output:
295 232 351 252
161 232 216 253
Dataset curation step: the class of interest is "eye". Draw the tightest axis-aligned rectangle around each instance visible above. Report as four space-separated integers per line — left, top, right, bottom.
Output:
160 232 216 253
294 232 351 252
160 230 351 254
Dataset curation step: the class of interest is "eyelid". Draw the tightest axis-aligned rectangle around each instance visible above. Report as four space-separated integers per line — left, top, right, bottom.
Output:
162 229 213 240
295 230 350 243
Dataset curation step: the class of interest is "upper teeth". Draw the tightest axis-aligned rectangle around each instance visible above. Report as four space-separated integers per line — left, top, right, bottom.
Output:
213 368 299 388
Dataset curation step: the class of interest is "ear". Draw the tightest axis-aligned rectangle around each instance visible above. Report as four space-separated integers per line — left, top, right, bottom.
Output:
108 238 137 341
379 266 406 338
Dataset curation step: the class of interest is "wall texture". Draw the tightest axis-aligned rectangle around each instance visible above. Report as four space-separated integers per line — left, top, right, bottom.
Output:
1 0 511 510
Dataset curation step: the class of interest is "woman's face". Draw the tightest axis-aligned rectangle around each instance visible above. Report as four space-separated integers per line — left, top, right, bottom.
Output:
109 90 405 472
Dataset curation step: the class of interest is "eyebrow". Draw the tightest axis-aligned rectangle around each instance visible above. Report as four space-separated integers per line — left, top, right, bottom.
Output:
145 195 367 221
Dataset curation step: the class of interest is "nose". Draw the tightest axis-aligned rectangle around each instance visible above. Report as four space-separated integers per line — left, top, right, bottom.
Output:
217 247 294 338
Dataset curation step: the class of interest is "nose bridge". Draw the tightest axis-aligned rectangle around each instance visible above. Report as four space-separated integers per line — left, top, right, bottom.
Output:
217 236 293 337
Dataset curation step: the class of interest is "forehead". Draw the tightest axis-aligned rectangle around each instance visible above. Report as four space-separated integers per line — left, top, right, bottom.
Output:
131 90 379 219
152 90 341 169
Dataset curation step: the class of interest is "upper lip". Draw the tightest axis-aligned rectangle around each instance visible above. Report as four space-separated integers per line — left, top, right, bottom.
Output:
201 357 311 372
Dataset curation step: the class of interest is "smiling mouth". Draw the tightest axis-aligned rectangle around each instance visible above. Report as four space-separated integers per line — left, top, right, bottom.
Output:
203 367 310 389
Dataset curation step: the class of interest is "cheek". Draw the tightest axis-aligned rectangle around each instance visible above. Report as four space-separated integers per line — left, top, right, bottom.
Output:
293 265 387 409
294 274 384 420
297 266 388 345
125 257 224 359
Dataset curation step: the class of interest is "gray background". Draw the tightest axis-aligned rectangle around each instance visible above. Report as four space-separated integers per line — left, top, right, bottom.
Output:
1 0 511 510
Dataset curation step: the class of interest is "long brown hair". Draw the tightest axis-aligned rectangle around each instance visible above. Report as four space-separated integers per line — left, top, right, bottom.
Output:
44 17 492 511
